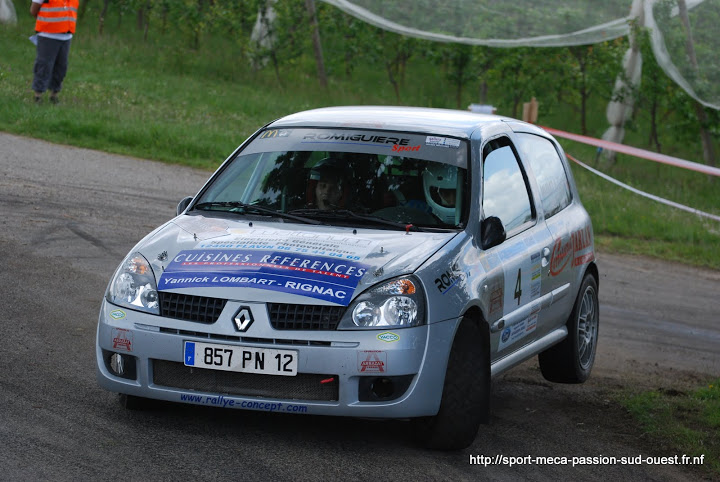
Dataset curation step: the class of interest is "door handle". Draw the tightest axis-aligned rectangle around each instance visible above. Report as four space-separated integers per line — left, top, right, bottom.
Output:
542 246 551 267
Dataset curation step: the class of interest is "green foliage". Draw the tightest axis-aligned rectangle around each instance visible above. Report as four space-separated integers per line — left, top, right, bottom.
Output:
622 380 720 476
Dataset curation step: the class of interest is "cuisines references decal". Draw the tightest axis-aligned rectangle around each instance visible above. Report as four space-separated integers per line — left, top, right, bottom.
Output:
158 229 376 305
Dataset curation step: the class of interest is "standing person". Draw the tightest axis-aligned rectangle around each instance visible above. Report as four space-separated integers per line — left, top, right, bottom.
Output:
30 0 78 104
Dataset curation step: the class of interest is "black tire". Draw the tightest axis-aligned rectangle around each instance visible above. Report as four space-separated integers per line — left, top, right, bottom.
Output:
118 393 153 410
539 274 599 383
415 318 490 450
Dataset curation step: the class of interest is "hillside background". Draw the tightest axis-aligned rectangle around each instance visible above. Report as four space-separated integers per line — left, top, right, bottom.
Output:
1 0 718 267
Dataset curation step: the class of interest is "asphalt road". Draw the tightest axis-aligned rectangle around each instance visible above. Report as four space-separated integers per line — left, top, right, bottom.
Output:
1 132 718 481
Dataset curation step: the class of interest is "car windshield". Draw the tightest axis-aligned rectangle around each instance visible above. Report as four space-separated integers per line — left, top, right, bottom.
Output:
194 128 469 229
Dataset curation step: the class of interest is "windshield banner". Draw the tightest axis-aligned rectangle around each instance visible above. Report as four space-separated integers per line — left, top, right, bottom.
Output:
158 249 368 305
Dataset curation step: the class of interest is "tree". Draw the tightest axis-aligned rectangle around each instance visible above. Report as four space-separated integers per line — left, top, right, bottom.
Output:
305 0 327 88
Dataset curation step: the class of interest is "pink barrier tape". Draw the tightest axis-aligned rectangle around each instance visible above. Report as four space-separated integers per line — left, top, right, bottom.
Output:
541 126 720 178
566 153 720 222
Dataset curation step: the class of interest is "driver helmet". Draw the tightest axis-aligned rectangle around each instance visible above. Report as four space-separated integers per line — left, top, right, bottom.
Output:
422 163 458 224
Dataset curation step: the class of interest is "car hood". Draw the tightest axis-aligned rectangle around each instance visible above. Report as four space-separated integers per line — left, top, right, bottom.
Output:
138 214 459 306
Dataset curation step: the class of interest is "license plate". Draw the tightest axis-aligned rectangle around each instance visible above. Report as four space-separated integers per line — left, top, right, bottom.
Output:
184 341 297 376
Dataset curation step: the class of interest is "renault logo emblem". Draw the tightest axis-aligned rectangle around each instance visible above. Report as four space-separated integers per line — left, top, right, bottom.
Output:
233 307 254 332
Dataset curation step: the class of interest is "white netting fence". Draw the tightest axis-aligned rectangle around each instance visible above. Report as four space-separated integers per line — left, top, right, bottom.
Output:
0 0 18 25
320 0 719 110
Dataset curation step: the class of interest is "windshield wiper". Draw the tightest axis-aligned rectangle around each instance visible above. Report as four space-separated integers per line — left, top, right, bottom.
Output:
193 201 322 225
288 209 426 232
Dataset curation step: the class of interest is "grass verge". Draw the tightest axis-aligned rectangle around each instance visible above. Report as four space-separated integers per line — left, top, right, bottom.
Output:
620 379 720 477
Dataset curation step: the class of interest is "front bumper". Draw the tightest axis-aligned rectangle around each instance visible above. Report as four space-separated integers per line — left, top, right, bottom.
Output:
96 299 458 418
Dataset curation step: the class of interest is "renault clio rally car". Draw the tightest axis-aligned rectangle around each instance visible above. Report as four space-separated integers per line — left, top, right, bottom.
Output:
96 106 599 450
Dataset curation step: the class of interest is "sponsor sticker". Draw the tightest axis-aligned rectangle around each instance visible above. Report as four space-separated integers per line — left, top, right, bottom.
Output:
109 309 126 320
112 328 133 352
425 136 461 149
259 129 290 139
158 249 368 305
550 226 595 276
377 332 400 343
549 237 572 276
497 307 540 350
358 350 387 373
435 261 463 294
488 283 504 316
302 132 413 147
158 230 378 305
205 228 376 259
172 216 230 241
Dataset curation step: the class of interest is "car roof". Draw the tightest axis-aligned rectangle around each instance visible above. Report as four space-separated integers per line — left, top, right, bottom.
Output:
268 105 536 139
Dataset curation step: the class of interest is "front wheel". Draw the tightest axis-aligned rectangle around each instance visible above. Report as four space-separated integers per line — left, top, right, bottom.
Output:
414 319 490 450
539 274 599 383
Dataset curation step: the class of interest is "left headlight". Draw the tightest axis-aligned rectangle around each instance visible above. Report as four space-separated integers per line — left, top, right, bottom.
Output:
337 276 425 329
105 252 160 315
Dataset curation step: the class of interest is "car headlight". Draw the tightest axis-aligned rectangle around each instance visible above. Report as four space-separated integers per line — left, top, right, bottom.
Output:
106 252 160 315
337 277 425 329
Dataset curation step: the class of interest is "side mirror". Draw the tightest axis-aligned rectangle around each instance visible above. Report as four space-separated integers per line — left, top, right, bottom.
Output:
176 196 193 216
481 216 506 250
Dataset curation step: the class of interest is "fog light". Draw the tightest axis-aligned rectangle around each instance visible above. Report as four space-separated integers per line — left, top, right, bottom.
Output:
371 377 394 399
103 349 137 380
358 375 415 401
110 353 125 376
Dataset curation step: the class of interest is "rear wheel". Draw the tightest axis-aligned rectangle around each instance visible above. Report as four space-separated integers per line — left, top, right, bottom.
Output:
539 274 599 383
415 318 490 450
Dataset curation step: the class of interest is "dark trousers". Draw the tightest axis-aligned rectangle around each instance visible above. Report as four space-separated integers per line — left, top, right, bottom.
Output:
32 36 72 94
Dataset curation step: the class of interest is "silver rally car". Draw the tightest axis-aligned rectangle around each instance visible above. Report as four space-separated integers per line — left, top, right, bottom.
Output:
96 106 599 449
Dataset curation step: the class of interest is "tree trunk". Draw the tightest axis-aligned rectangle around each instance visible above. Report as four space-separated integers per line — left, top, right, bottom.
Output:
98 0 109 35
305 0 328 89
648 101 662 152
385 60 400 103
78 0 88 20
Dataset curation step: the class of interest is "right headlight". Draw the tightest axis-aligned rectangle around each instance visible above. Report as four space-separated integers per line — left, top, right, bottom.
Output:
337 276 426 329
105 252 160 315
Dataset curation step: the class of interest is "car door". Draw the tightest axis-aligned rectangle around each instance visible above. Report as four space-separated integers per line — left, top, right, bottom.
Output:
480 136 555 360
513 132 578 337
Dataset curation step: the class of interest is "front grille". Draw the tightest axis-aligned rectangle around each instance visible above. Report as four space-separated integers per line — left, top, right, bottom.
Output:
159 292 227 324
153 360 338 401
268 303 346 330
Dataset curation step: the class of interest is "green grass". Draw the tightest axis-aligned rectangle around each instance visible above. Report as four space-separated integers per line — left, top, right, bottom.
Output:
1 6 719 269
621 379 720 477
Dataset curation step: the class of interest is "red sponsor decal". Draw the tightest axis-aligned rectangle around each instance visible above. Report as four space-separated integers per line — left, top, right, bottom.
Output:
549 237 572 276
551 226 594 276
572 252 595 267
112 328 133 352
572 226 593 253
488 285 504 315
358 350 386 373
391 144 421 153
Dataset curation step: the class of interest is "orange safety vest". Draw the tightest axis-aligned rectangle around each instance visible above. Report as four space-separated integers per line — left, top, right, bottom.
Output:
35 0 79 34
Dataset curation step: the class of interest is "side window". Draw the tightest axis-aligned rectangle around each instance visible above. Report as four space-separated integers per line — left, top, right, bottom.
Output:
482 138 534 234
515 133 571 218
